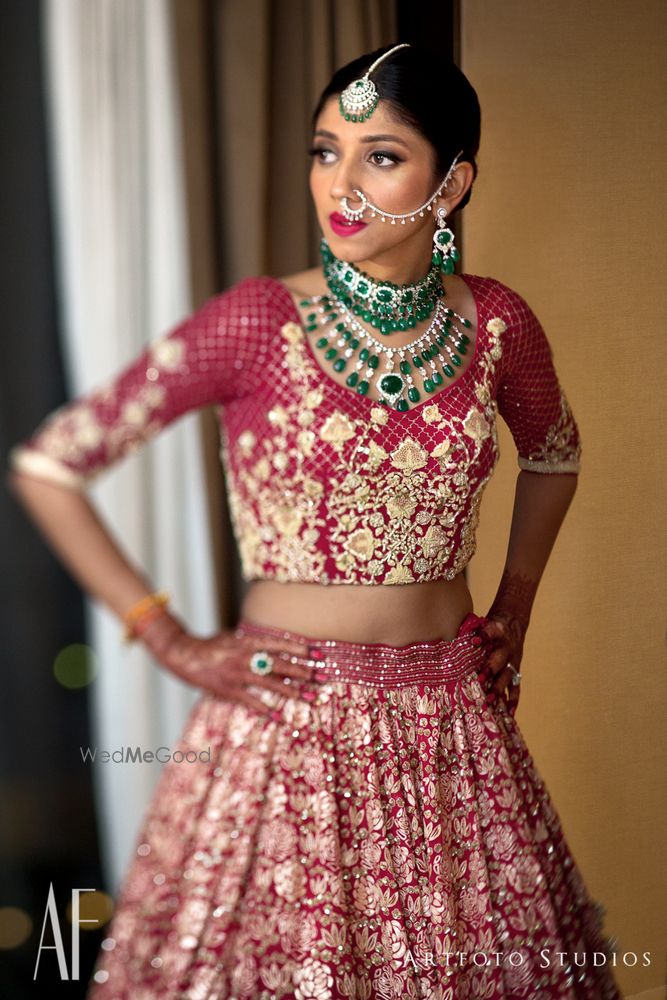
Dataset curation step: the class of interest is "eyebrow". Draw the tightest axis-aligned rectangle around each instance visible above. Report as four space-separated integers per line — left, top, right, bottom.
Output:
313 129 410 148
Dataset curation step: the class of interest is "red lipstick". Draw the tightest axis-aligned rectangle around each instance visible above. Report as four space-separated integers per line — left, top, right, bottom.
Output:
329 212 368 237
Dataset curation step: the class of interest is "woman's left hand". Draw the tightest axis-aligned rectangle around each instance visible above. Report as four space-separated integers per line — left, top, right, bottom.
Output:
477 613 527 716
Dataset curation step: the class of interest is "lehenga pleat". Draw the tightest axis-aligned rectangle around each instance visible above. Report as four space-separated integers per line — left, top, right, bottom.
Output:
86 613 621 1000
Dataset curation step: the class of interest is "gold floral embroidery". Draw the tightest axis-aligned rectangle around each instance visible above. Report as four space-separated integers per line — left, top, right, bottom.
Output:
518 389 581 473
462 407 490 443
218 320 507 585
280 321 304 345
389 438 429 472
486 316 507 335
318 411 357 446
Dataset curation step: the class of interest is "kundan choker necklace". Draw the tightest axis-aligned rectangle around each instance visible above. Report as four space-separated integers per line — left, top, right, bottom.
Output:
320 238 444 332
299 241 474 412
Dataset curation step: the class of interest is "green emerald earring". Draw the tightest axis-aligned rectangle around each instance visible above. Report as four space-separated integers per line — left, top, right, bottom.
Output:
431 207 460 276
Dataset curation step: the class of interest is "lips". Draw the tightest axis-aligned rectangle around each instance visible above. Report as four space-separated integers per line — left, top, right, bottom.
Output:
329 212 368 237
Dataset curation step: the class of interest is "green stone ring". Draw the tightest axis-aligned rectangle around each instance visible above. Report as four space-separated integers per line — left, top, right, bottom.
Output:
249 650 274 676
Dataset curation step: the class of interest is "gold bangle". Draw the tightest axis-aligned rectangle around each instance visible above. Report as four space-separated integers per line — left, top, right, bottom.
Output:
122 591 170 643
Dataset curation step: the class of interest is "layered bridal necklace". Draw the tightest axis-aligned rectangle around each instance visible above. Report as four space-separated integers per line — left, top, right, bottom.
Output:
298 239 474 412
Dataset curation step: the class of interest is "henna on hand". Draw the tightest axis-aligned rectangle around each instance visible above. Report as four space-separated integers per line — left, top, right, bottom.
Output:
487 568 538 632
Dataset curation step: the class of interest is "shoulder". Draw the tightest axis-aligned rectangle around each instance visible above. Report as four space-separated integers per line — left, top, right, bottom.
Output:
202 274 297 324
274 267 325 298
461 273 538 322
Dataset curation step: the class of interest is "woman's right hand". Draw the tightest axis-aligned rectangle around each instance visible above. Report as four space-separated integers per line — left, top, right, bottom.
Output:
135 611 318 718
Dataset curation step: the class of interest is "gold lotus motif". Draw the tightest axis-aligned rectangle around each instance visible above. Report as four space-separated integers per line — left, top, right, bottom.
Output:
432 440 453 460
345 528 376 561
370 406 389 425
421 404 442 424
390 437 429 471
319 411 357 444
463 408 490 442
383 564 415 585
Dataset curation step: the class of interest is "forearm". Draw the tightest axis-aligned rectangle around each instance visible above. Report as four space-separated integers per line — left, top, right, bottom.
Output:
488 470 578 628
6 470 160 622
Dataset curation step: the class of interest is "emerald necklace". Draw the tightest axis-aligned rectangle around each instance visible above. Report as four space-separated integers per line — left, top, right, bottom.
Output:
299 239 473 412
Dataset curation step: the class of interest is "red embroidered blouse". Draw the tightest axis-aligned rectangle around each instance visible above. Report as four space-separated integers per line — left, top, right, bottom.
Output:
8 275 581 586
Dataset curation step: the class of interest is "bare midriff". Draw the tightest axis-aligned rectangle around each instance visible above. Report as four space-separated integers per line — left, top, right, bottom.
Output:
239 575 474 645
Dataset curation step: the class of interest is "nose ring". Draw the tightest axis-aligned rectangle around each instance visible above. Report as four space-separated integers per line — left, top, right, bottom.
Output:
340 189 368 223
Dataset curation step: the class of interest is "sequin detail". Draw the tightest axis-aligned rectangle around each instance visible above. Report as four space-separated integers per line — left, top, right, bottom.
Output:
85 614 620 999
9 275 581 584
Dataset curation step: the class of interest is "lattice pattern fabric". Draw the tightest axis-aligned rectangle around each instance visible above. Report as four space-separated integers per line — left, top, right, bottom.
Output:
8 275 581 585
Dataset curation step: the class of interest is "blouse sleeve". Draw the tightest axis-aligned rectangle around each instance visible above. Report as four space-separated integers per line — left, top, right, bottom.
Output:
8 277 269 491
495 282 581 474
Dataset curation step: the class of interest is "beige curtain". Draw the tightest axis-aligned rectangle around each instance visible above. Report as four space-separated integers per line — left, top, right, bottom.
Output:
170 0 398 621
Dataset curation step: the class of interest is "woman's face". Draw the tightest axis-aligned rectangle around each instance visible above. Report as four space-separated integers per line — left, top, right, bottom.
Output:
309 96 466 276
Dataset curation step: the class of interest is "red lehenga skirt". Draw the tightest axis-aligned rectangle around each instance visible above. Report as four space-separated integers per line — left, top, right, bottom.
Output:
86 612 621 1000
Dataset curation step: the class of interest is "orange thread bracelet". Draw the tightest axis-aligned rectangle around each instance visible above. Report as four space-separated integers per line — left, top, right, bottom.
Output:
122 591 170 644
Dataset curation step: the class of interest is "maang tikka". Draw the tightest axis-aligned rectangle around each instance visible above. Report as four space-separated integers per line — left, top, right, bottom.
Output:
338 42 410 122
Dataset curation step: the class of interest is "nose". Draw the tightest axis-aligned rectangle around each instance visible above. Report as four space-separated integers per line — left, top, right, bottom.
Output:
328 158 361 204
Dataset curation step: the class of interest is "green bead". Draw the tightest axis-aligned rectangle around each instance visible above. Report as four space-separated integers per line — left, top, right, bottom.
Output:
368 356 379 369
413 356 424 368
359 348 369 361
463 318 472 328
300 299 310 307
424 379 435 393
436 335 445 346
399 360 411 374
398 319 408 331
451 248 460 261
350 338 360 349
357 380 369 395
421 349 431 362
379 374 403 395
433 371 443 386
396 399 409 412
335 322 346 332
460 333 470 344
333 358 346 372
455 342 467 354
408 387 420 402
432 252 441 266
443 259 455 275
346 371 359 387
306 324 318 332
342 330 351 341
380 321 391 335
443 364 454 377
451 354 462 366
324 348 337 360
362 310 372 322
316 337 328 349
377 288 392 302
